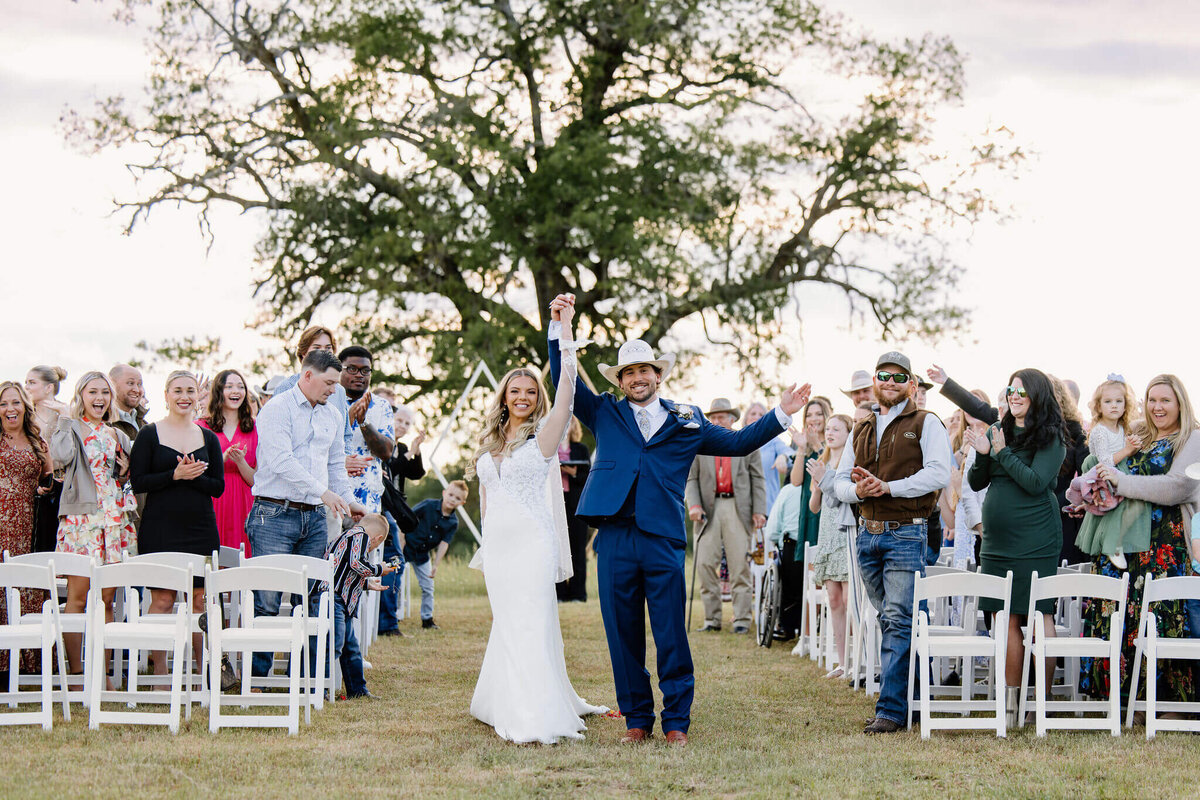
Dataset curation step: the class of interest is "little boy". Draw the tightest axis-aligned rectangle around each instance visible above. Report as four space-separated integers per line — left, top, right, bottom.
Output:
325 513 396 699
404 481 468 630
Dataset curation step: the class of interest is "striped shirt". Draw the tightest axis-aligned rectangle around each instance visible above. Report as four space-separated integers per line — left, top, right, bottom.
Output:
323 526 381 618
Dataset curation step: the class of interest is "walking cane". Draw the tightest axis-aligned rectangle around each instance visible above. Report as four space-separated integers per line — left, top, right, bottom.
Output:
686 515 707 631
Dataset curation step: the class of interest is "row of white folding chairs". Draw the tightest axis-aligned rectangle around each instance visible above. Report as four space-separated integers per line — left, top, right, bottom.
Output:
1 549 335 734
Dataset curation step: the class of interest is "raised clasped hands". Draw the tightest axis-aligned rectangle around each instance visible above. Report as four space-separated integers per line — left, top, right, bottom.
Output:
779 382 813 417
173 453 207 480
549 293 576 326
851 465 889 498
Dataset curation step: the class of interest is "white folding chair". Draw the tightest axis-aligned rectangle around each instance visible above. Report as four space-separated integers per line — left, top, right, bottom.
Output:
4 550 95 706
845 530 880 695
121 552 210 709
206 565 310 734
238 553 335 708
1125 574 1200 737
799 541 827 662
908 570 1011 737
0 561 71 729
1019 571 1129 736
87 562 193 733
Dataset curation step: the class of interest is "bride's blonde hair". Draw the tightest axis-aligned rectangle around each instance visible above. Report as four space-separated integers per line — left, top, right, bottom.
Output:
466 367 549 479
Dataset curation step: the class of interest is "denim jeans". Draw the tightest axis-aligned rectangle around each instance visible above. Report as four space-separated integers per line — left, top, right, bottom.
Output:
856 521 928 725
334 598 367 697
1186 599 1200 639
246 499 327 677
378 512 405 633
413 560 435 621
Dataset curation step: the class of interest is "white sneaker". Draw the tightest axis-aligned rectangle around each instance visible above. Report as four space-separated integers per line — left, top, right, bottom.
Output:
1108 550 1127 570
363 660 373 670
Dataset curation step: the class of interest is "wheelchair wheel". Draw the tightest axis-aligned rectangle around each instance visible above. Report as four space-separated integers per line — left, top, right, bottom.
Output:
757 559 782 648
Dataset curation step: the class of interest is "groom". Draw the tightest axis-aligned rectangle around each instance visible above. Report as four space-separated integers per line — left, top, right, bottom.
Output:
547 294 810 745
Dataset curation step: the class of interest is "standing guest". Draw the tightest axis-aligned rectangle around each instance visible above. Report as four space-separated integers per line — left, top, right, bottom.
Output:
914 374 934 410
379 405 426 635
248 350 366 677
129 370 224 677
807 413 855 675
0 382 54 676
338 346 395 515
108 364 147 440
25 366 68 553
763 480 806 641
197 369 258 554
833 352 951 734
744 401 793 515
50 371 137 677
405 481 468 630
1082 375 1200 705
556 418 593 603
951 399 990 570
966 369 1067 720
1050 374 1091 565
325 514 396 699
686 399 767 634
786 399 831 634
841 370 874 410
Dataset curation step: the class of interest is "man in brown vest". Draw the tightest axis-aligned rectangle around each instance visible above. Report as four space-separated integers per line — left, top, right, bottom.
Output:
832 351 952 734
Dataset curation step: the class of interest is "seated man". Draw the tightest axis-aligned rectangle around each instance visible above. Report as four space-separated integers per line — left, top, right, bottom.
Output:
404 481 468 630
325 513 396 700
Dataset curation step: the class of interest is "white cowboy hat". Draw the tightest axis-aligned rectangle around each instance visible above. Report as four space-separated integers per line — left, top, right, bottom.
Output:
841 369 873 397
597 339 676 388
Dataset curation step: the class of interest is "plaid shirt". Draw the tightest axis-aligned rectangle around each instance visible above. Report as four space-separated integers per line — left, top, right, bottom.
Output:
323 526 382 618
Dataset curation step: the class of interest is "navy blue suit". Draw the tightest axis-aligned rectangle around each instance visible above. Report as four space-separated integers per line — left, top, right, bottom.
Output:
550 333 785 734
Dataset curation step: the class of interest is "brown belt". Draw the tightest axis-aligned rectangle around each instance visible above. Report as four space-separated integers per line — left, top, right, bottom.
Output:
257 496 321 512
860 518 926 534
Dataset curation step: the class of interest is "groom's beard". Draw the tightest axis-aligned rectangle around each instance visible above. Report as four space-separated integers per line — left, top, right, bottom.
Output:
623 380 659 404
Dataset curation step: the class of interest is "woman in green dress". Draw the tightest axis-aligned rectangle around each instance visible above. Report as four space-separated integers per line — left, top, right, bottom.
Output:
967 368 1067 701
1081 374 1200 707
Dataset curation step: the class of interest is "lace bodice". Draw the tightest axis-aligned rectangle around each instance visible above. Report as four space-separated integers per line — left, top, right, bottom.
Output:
477 436 555 514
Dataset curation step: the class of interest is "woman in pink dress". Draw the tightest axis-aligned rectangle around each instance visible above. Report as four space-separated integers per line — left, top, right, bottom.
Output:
197 369 257 555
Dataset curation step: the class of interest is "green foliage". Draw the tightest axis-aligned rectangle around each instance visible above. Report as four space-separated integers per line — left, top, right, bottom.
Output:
74 0 1023 407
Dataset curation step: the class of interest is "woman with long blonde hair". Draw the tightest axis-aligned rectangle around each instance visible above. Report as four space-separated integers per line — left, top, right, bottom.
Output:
468 294 608 744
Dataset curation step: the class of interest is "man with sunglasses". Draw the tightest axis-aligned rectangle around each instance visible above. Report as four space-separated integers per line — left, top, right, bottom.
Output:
832 352 952 734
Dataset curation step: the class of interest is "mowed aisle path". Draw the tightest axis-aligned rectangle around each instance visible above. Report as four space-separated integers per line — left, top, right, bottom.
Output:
5 559 1200 799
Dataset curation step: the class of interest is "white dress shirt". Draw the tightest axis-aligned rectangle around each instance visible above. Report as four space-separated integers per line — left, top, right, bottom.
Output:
253 384 355 505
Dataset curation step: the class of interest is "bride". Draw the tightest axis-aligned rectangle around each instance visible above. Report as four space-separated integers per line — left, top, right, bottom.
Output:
468 295 608 744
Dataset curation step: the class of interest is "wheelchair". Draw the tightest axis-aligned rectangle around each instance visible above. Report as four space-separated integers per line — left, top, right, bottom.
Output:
749 530 782 648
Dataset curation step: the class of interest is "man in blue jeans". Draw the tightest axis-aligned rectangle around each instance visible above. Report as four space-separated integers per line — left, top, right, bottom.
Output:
833 351 951 734
247 349 366 679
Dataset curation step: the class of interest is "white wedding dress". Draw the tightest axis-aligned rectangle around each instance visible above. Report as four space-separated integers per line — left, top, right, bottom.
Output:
469 341 608 744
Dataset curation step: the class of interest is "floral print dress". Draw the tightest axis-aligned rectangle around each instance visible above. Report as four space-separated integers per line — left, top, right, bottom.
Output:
1080 438 1194 702
57 422 136 564
0 439 46 672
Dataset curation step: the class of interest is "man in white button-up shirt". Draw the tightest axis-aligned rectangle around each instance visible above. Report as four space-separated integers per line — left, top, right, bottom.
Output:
247 349 366 679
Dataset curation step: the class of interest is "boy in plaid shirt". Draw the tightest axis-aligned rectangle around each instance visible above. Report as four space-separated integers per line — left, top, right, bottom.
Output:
325 513 396 699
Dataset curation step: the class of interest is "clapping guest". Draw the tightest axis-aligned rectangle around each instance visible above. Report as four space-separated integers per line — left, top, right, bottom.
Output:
197 369 258 554
744 401 792 514
108 364 146 439
0 382 54 676
806 413 855 675
25 366 68 552
129 370 224 677
50 371 137 676
967 369 1067 718
339 346 395 516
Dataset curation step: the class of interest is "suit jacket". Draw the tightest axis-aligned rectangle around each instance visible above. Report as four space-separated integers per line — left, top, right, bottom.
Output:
684 452 765 534
549 331 786 545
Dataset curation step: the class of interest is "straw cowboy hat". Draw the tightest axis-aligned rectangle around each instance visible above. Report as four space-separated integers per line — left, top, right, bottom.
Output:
703 398 741 421
597 339 677 388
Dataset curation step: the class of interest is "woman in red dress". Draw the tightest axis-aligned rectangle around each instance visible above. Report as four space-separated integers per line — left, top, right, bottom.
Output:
197 369 257 554
0 381 53 674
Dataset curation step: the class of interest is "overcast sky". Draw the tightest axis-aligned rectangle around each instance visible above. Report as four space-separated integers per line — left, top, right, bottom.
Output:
2 0 1197 429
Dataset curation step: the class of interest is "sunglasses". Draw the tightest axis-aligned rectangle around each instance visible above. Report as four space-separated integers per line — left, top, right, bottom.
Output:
875 371 910 384
1006 385 1028 398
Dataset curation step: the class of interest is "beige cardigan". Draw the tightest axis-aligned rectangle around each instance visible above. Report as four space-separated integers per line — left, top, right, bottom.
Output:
49 417 133 517
1116 430 1200 537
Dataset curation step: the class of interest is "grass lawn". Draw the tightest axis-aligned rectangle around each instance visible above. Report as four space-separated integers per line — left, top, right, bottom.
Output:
3 556 1200 799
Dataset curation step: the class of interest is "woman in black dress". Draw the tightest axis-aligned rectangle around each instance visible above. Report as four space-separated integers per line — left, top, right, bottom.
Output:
129 370 223 675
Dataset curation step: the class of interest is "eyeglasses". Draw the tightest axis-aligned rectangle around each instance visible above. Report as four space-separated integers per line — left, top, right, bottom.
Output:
1006 385 1028 398
875 371 910 384
343 366 373 377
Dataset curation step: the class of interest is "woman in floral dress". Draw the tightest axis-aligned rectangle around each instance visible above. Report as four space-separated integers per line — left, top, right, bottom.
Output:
0 382 53 674
50 371 136 675
1080 374 1200 705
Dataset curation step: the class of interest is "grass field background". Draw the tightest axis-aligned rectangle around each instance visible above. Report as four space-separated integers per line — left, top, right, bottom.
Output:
3 556 1199 799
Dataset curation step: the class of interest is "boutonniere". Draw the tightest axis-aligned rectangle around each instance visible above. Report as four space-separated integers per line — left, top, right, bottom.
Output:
670 406 701 429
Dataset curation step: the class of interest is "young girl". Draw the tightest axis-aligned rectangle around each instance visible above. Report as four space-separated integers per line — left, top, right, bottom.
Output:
806 414 854 678
1082 375 1143 568
49 371 137 677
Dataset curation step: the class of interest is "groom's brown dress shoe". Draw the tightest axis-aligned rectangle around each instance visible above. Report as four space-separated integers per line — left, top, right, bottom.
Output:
620 728 651 743
664 730 688 746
